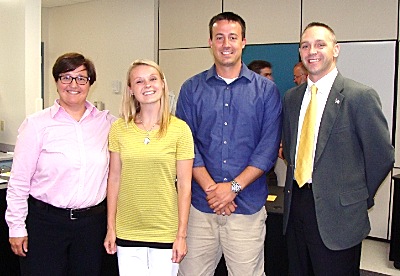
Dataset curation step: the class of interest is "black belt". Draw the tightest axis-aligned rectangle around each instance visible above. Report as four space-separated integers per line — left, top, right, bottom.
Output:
28 196 106 220
293 180 312 190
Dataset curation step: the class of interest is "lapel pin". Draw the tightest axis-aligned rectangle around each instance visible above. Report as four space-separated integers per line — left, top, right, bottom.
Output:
335 98 340 104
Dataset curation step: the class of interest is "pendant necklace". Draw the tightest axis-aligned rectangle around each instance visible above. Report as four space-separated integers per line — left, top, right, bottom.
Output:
138 114 157 145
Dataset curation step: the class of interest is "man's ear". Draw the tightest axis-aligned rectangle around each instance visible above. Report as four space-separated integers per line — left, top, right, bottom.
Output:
333 43 340 58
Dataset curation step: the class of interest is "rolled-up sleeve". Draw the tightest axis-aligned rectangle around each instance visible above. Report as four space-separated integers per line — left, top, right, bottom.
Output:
176 79 205 168
248 82 282 172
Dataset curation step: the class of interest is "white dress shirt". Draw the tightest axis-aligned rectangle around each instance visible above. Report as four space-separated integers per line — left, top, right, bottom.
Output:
295 67 338 183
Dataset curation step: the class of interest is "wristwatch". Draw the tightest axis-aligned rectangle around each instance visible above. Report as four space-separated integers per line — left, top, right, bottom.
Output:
231 179 242 194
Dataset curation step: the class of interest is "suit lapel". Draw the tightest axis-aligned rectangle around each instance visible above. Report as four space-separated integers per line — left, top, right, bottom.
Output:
314 74 345 165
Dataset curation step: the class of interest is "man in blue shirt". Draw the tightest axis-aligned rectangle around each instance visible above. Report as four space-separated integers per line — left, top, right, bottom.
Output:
176 11 282 275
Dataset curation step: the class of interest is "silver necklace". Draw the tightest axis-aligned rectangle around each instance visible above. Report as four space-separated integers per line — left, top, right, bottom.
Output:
138 114 157 145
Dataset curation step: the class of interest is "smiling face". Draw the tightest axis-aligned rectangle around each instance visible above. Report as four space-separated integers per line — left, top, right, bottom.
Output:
209 19 246 75
129 64 165 107
299 26 340 83
56 65 90 109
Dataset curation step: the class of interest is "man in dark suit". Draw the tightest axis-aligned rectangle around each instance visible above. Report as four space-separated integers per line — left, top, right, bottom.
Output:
282 22 394 275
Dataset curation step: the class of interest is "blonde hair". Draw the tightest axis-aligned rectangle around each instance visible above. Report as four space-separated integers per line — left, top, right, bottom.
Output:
120 59 171 138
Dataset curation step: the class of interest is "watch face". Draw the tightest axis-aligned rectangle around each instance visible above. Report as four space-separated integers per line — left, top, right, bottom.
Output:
231 181 242 194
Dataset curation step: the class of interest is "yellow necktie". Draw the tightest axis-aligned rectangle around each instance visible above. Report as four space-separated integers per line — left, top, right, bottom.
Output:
295 85 318 187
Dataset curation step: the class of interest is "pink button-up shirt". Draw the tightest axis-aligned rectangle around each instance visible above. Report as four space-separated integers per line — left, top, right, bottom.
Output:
6 100 116 237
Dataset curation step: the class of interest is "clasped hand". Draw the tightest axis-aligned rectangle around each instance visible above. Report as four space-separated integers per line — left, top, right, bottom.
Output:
206 182 237 215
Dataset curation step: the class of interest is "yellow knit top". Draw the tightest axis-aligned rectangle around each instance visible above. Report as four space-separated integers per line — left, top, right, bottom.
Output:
109 116 194 243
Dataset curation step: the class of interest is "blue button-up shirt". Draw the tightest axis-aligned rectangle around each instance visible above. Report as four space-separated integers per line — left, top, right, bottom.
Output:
176 63 282 214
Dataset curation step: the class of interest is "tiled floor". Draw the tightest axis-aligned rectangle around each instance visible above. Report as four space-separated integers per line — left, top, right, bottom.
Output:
361 239 400 275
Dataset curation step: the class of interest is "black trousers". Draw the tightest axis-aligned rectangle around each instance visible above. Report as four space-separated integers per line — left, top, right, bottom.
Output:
286 183 361 276
20 199 107 276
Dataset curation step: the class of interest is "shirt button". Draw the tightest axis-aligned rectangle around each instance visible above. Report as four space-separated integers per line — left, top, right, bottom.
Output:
224 178 228 181
225 103 229 107
224 122 228 126
223 141 227 144
223 160 227 163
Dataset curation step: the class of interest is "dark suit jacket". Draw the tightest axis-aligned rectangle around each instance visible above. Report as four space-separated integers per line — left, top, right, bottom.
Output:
282 73 395 250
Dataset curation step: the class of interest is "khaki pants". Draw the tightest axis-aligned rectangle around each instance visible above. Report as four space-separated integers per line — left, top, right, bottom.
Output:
178 205 267 276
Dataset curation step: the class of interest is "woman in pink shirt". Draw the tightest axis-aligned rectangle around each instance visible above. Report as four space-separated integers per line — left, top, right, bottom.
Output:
5 52 115 275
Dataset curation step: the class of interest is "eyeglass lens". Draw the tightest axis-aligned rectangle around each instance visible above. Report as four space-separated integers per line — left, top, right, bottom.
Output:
59 75 89 85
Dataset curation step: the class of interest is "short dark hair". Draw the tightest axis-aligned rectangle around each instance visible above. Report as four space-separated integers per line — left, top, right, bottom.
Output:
302 22 337 44
247 60 272 74
209 12 246 40
52 52 96 85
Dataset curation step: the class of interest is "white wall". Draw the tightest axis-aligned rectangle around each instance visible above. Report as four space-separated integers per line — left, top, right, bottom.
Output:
0 0 157 144
42 0 157 117
0 0 41 145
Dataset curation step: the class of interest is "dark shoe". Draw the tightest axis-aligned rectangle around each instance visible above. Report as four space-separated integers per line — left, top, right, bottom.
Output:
394 261 400 269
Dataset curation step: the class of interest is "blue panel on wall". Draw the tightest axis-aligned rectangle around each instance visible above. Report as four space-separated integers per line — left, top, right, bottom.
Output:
242 43 300 97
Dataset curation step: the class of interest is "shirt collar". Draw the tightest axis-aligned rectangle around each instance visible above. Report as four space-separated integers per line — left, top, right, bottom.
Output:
307 67 338 94
206 62 252 82
50 99 96 118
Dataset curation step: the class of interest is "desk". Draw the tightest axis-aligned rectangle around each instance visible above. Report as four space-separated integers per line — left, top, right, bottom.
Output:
214 185 288 275
390 175 400 269
265 186 288 276
0 152 13 174
0 180 21 276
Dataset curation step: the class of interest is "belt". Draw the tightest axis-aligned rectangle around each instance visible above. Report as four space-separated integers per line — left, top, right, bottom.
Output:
28 196 106 220
293 180 312 190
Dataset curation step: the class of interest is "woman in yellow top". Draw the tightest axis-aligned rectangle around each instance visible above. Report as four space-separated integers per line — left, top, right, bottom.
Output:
104 60 194 276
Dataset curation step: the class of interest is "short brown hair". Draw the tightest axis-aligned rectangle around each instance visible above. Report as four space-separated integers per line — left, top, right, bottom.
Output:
52 52 96 85
248 60 272 74
301 22 337 44
209 12 246 40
